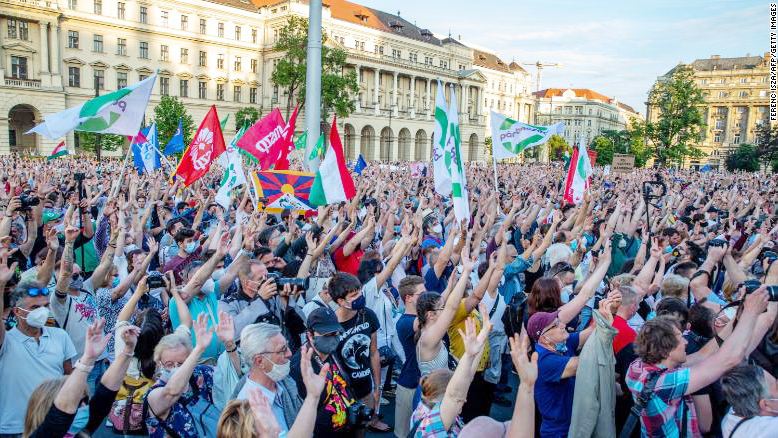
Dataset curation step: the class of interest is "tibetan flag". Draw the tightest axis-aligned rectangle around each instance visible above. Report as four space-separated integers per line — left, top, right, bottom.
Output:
29 74 156 140
252 170 315 213
173 106 226 187
47 141 69 161
563 140 593 205
274 104 300 171
309 116 356 206
353 154 367 175
164 118 185 155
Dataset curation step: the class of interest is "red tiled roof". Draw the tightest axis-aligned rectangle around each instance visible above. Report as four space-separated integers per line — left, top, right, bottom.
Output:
251 0 390 32
535 88 612 102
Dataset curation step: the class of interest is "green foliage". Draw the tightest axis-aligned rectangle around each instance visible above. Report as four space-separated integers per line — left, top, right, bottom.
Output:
235 107 260 131
646 65 706 166
755 122 778 165
725 143 760 172
77 132 125 153
772 159 778 174
484 136 492 157
273 16 358 124
546 135 569 161
592 124 651 168
153 95 195 148
591 136 613 166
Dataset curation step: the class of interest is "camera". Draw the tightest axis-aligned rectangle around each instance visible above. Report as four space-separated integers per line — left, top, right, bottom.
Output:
743 279 778 301
146 272 166 289
346 402 374 428
266 272 309 290
708 239 728 248
73 173 86 182
18 191 40 211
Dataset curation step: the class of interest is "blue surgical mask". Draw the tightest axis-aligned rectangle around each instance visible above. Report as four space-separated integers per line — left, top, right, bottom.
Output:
67 404 90 435
554 342 568 354
111 276 120 289
184 242 197 254
570 240 578 251
349 295 366 310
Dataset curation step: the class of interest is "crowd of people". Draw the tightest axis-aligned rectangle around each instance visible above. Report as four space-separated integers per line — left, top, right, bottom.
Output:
0 154 777 438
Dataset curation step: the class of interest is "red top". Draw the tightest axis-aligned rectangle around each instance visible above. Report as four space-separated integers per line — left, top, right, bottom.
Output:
332 233 364 276
612 315 636 354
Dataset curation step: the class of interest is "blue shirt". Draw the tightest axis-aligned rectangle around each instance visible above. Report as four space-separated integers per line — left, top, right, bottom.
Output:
534 332 580 438
500 255 533 303
396 314 420 389
170 284 223 361
423 264 452 295
237 378 289 438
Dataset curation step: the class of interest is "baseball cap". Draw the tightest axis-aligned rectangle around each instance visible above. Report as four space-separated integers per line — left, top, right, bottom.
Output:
306 307 343 335
42 210 64 225
527 310 560 343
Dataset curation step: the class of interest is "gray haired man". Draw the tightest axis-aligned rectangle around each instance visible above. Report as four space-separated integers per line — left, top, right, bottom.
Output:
720 364 778 437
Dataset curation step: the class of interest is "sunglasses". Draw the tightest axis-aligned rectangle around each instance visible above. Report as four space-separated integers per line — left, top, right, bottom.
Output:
25 287 50 297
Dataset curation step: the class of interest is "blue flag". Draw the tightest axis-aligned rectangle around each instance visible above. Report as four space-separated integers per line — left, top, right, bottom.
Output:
164 118 185 155
354 154 367 175
133 123 161 174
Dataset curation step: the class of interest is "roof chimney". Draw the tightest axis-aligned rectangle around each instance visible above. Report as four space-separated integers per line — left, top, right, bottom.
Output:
711 55 720 60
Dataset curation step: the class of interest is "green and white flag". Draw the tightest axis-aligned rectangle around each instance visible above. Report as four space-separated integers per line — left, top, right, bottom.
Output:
305 133 325 172
294 131 308 150
29 74 157 140
215 124 248 209
433 81 452 197
447 86 469 224
490 110 563 160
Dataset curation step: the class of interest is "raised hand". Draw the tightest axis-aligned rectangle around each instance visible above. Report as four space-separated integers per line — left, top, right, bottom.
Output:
216 231 231 257
458 312 491 358
509 329 538 387
300 345 330 396
742 287 769 317
257 278 277 300
45 227 60 252
248 388 281 438
193 313 215 352
118 324 141 356
214 310 235 344
82 318 112 363
0 249 18 284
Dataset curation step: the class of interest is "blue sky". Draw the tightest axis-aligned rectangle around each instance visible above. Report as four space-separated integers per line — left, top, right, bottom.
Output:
357 0 765 113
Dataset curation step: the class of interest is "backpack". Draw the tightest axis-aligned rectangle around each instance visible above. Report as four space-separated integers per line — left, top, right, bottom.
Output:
110 374 154 435
501 291 528 340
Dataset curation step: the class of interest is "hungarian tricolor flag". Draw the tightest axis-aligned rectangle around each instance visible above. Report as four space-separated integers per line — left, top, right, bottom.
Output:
274 104 299 171
309 116 356 206
563 140 593 205
47 141 69 161
173 106 226 186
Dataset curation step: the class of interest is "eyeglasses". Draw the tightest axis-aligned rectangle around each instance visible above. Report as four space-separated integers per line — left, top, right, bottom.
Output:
261 344 290 356
540 318 562 337
25 287 50 297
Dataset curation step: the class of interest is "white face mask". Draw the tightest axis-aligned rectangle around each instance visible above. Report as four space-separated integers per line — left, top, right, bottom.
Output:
212 268 226 282
19 306 50 328
432 224 443 234
264 358 291 382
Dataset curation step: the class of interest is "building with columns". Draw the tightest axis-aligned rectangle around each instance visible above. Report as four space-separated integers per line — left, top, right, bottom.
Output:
1 0 490 160
471 48 535 131
647 53 771 169
534 88 641 146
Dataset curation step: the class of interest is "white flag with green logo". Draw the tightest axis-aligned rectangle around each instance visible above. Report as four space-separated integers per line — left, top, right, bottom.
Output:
215 124 248 209
28 74 157 140
433 81 452 197
490 111 563 160
447 86 469 224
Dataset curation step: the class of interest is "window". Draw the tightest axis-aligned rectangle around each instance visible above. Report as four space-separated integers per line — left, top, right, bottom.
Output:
234 86 241 102
140 6 147 23
439 60 448 69
391 49 401 58
251 59 258 73
160 77 169 95
11 56 28 79
587 120 592 127
760 90 768 97
355 40 365 51
733 133 740 144
117 38 127 55
68 0 77 9
117 72 127 89
198 51 207 66
718 91 727 97
160 45 169 61
139 41 148 58
216 83 225 101
714 133 721 142
181 15 188 31
424 56 431 65
217 54 224 69
218 22 224 37
68 66 80 87
273 29 279 41
700 78 707 85
67 30 79 48
139 74 148 81
93 69 104 89
199 81 207 99
7 19 16 39
235 26 241 40
18 21 28 40
719 78 725 84
565 106 572 114
93 34 103 52
117 2 125 19
375 45 383 55
252 28 257 43
740 78 747 84
739 91 748 97
575 107 582 115
409 52 417 62
180 79 188 97
94 0 102 15
234 56 241 71
200 18 206 34
180 48 188 64
250 87 257 104
272 84 278 101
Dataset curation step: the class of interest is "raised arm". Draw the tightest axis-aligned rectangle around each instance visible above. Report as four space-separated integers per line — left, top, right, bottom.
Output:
36 228 60 286
558 239 612 325
507 331 538 438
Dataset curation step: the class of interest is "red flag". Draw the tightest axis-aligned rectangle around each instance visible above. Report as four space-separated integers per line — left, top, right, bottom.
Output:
236 108 286 170
173 106 226 186
274 104 299 171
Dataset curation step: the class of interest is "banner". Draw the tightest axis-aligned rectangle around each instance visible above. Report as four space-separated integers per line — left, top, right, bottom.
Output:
433 81 452 196
173 106 226 186
214 124 249 209
252 170 315 213
612 154 635 173
236 108 287 169
490 111 563 160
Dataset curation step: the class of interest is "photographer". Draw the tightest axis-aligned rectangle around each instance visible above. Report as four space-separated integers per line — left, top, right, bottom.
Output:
720 364 778 437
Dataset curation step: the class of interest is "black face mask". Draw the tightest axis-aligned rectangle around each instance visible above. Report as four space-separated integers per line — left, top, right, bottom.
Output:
312 335 339 355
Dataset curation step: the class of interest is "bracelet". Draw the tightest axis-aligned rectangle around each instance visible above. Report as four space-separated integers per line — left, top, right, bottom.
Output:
54 290 67 298
74 359 95 373
306 253 314 257
225 344 237 353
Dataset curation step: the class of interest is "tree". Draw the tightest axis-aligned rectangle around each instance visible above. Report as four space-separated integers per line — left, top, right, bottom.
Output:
591 135 613 166
645 65 706 166
725 143 760 172
546 135 569 162
77 132 125 154
272 16 359 128
153 95 195 148
755 122 778 165
235 107 260 131
593 124 652 168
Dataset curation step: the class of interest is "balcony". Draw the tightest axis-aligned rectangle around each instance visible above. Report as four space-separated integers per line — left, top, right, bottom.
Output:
6 0 59 9
4 77 41 89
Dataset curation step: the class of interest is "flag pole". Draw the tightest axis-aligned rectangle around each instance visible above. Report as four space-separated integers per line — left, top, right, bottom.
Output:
491 152 499 193
112 132 137 198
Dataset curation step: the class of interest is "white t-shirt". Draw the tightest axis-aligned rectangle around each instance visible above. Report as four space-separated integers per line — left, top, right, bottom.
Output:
720 410 778 438
480 291 506 332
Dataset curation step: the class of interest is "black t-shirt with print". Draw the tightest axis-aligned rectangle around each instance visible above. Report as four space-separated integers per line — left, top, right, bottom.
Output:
335 308 379 399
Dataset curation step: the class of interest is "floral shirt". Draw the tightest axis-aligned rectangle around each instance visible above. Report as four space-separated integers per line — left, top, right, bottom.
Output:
95 288 164 360
410 401 464 438
144 365 215 438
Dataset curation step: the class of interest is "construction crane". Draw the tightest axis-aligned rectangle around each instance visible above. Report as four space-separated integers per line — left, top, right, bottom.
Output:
522 61 562 94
